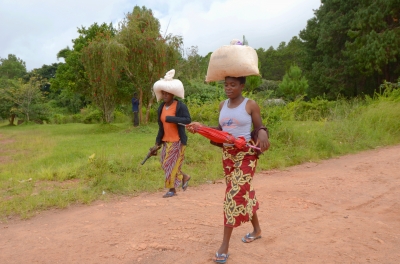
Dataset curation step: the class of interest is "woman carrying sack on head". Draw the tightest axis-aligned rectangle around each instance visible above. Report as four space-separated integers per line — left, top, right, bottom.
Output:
187 40 270 263
151 69 192 198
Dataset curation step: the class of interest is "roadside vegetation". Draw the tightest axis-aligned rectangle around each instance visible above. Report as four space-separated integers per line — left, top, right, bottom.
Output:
1 86 399 219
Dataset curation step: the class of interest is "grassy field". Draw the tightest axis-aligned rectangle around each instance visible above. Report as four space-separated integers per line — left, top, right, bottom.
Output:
0 122 227 219
1 93 400 219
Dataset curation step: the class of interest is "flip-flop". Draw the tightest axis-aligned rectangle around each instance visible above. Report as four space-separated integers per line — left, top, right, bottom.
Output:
214 252 229 263
182 176 191 191
241 233 262 243
162 191 177 198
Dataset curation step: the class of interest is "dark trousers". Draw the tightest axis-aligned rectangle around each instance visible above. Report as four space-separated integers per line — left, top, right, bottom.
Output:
133 111 139 127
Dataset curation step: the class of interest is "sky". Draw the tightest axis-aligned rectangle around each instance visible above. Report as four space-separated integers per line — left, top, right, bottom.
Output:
0 0 321 71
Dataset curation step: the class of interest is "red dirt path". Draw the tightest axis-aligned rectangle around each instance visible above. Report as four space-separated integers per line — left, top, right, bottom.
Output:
1 145 400 264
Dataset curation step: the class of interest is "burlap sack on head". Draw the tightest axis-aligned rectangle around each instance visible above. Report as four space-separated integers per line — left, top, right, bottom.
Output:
153 69 184 102
205 41 260 83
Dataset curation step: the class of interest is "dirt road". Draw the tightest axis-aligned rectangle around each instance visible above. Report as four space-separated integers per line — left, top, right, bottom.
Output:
1 145 400 264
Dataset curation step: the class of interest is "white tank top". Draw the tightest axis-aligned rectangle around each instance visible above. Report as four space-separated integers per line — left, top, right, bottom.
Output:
219 98 252 142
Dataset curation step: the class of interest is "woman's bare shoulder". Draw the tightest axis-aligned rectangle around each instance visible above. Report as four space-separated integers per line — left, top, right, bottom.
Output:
245 99 260 111
218 101 225 111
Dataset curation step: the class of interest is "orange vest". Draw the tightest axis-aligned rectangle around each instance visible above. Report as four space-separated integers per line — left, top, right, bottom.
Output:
161 101 180 142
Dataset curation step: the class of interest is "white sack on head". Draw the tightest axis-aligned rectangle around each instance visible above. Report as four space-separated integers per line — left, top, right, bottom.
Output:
153 69 184 102
205 41 260 83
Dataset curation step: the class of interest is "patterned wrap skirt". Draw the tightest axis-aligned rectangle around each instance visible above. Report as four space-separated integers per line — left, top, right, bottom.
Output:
222 143 259 228
160 141 186 189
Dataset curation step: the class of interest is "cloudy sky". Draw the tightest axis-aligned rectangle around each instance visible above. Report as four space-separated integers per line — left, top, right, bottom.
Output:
0 0 321 71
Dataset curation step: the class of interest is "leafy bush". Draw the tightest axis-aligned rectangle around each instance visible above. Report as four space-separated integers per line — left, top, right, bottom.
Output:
257 79 280 92
186 100 220 125
185 80 225 105
81 108 102 124
113 110 128 123
51 114 69 124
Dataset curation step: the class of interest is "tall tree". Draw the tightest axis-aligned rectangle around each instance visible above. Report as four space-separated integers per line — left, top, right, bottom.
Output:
51 23 116 104
81 33 128 123
0 54 27 79
118 6 183 123
300 0 359 99
180 46 201 81
344 0 400 92
300 0 399 99
178 46 211 84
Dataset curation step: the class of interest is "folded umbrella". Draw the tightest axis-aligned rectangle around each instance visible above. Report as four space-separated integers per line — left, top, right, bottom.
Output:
179 124 260 150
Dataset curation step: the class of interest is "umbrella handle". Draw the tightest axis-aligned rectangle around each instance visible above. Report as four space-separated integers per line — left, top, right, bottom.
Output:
178 123 187 127
247 144 261 151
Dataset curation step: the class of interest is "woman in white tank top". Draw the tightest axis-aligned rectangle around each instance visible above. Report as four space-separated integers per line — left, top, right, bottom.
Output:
187 76 270 263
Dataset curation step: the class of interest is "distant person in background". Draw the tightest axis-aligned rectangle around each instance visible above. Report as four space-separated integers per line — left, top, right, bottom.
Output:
132 93 139 127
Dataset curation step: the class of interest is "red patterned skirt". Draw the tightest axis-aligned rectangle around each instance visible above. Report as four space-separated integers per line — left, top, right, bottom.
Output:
222 144 259 227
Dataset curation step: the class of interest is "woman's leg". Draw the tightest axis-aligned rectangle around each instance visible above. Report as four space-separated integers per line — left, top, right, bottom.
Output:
216 226 233 256
249 211 262 237
162 142 185 190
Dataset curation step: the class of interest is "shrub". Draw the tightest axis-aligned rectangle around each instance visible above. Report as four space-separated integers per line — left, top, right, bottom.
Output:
113 110 129 123
82 108 102 124
185 80 225 105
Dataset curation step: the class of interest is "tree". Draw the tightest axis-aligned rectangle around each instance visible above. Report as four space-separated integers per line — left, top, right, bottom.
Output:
118 6 183 123
299 0 400 99
0 78 18 125
279 64 308 101
0 76 46 123
257 37 304 82
344 0 400 89
51 23 117 108
245 56 263 93
299 0 359 98
245 75 262 93
178 46 211 85
179 46 201 81
0 54 27 79
81 33 128 123
24 63 61 96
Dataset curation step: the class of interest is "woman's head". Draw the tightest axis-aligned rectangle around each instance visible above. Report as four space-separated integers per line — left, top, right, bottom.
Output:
161 90 174 104
225 76 246 84
153 69 185 102
224 76 246 98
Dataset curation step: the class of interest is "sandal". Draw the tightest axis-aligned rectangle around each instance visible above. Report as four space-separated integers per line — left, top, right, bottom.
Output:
162 191 177 198
214 252 229 263
241 233 261 243
182 176 191 191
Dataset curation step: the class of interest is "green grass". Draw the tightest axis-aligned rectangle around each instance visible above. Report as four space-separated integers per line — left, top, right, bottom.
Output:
0 122 224 219
1 94 400 219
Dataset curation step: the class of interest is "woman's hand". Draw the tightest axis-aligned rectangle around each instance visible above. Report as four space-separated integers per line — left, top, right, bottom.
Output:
257 129 270 152
150 144 161 154
185 122 203 134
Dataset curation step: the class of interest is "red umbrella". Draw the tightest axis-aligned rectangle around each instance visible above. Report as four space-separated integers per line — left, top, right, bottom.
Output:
180 124 260 150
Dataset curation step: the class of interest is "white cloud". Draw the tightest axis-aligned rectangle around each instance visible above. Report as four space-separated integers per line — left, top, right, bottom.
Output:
0 0 320 70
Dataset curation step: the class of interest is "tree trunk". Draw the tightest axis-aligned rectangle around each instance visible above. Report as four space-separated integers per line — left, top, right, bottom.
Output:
139 88 143 125
8 114 16 126
145 96 155 124
103 105 115 123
